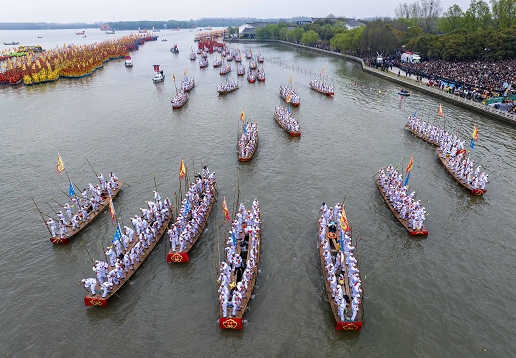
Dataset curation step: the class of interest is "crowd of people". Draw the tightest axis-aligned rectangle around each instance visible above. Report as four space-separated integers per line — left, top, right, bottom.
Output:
309 79 334 95
256 69 265 81
378 166 427 231
168 168 216 252
406 115 452 146
46 172 119 238
279 84 300 106
237 122 258 159
274 106 300 134
438 135 489 191
318 203 362 322
171 90 188 108
199 57 208 68
218 199 261 318
181 77 195 92
81 190 172 298
237 64 245 76
247 70 256 82
217 80 238 93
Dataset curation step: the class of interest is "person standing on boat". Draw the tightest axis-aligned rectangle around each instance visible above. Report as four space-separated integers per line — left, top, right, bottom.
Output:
46 218 57 237
63 203 73 221
97 173 106 190
82 278 97 295
58 219 69 238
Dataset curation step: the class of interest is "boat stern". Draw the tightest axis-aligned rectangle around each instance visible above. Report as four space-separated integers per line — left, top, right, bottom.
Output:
336 321 363 330
409 230 428 236
50 237 69 244
472 189 487 196
219 317 242 330
167 251 189 263
84 296 107 307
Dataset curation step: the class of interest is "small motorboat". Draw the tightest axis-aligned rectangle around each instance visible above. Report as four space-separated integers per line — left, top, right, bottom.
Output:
399 89 411 96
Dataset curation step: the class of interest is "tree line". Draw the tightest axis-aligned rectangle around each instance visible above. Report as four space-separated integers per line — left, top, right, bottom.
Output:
253 0 516 61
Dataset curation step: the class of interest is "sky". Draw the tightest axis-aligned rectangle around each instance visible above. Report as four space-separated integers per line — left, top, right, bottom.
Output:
0 0 475 24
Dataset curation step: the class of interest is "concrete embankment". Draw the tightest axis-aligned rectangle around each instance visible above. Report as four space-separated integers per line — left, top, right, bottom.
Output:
230 39 516 126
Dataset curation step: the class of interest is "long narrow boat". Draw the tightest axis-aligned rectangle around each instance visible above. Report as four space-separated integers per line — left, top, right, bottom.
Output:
238 123 258 161
220 63 231 75
171 91 188 109
310 79 334 96
405 123 439 146
84 194 172 306
318 203 363 330
273 106 301 136
181 77 195 92
217 80 238 94
436 148 487 195
50 181 124 244
279 83 300 107
166 174 217 263
219 199 261 330
199 57 208 68
404 116 442 146
375 168 428 236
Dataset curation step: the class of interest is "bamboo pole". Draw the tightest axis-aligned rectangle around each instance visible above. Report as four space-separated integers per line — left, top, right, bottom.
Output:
32 198 52 235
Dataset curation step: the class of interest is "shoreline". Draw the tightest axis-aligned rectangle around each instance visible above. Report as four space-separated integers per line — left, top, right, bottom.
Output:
228 39 516 126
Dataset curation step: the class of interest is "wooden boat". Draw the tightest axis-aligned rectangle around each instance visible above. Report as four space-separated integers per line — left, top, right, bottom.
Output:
310 79 334 96
219 199 261 330
256 69 265 82
238 123 258 161
213 58 222 68
199 58 208 68
257 54 264 63
190 51 197 60
247 70 256 83
217 80 238 94
166 177 216 263
3 41 20 45
181 77 195 92
375 171 428 236
171 91 188 109
436 148 487 195
84 195 172 306
220 63 231 75
279 84 300 107
404 122 439 146
50 181 124 244
75 31 85 35
234 54 242 62
318 204 363 330
273 106 301 136
237 64 245 76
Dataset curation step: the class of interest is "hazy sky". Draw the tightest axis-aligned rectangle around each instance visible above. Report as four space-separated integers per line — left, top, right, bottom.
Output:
1 0 475 23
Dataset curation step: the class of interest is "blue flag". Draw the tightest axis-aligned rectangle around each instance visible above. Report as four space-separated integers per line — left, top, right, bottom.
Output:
243 125 247 134
470 137 475 150
404 172 411 187
68 182 75 197
413 111 417 118
184 200 190 215
231 230 237 246
339 231 344 252
112 224 122 243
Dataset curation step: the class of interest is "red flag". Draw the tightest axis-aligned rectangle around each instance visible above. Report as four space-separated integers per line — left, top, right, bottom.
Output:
340 207 349 232
438 104 443 117
179 157 186 179
109 198 116 224
222 197 230 222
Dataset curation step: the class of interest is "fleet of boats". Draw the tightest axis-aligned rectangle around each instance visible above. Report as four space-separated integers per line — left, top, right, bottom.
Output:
22 33 494 333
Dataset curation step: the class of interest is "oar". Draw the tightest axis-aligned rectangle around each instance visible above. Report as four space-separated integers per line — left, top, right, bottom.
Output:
46 201 58 214
86 158 99 177
32 198 52 235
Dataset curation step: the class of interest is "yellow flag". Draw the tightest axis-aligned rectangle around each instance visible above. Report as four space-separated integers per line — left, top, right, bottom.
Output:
57 153 65 173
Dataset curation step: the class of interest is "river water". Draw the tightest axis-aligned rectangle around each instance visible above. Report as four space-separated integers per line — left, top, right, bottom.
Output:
1 29 515 357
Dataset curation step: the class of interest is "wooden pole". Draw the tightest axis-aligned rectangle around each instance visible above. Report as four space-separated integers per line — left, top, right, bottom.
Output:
58 188 70 201
100 239 108 263
86 158 99 177
153 173 158 192
81 242 95 263
32 198 52 235
46 201 58 214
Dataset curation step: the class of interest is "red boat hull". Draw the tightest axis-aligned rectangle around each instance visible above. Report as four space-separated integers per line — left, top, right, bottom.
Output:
50 237 69 244
472 189 487 196
289 132 301 137
166 251 190 263
409 230 429 236
219 317 243 330
336 321 363 331
84 296 107 307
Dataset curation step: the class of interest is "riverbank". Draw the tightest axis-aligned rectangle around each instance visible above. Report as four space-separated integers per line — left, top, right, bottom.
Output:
229 39 516 126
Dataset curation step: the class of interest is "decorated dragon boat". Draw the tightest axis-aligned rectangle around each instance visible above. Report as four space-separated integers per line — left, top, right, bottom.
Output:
273 106 301 136
219 199 261 330
318 202 363 330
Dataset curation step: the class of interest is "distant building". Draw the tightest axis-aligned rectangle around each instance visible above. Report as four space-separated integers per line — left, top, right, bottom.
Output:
238 22 272 39
309 17 366 29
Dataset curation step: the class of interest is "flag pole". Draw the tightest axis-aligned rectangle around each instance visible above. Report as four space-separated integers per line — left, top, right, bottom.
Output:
32 198 52 235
